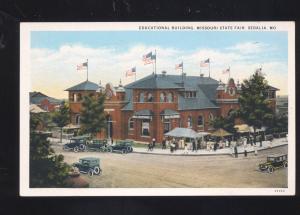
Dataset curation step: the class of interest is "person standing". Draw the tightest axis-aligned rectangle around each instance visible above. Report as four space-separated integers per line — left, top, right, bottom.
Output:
234 145 238 158
184 143 188 154
259 135 263 148
152 138 156 149
162 138 166 149
254 144 258 156
244 149 248 157
192 139 196 152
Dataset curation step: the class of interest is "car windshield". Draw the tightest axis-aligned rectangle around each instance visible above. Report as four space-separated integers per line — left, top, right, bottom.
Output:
267 157 276 162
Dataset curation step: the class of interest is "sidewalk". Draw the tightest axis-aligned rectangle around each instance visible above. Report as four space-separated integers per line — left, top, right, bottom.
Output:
132 138 288 156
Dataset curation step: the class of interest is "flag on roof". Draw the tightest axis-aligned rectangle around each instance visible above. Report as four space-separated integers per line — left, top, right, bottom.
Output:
200 58 210 67
126 67 136 77
77 61 88 71
175 62 183 70
222 67 230 74
143 52 154 65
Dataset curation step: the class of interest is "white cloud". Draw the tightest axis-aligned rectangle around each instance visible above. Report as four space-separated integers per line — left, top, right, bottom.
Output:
30 43 288 99
227 41 270 54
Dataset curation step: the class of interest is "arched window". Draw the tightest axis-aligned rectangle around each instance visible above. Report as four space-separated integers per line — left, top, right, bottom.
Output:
74 94 77 102
209 113 214 121
187 116 193 128
167 92 173 102
139 92 144 102
147 92 153 102
128 118 134 130
77 93 82 101
75 115 80 125
160 92 166 102
197 115 204 127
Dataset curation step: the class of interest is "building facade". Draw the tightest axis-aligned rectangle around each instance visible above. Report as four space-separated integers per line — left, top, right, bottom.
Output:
66 72 278 143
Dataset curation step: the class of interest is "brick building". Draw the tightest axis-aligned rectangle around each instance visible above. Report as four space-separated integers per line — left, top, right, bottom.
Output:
66 72 278 143
30 91 62 112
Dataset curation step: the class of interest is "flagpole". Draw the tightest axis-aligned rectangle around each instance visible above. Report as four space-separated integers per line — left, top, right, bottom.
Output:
86 59 89 81
208 59 211 78
229 66 231 79
155 49 157 75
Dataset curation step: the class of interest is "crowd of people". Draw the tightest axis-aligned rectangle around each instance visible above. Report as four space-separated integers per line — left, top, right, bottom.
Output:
145 132 276 157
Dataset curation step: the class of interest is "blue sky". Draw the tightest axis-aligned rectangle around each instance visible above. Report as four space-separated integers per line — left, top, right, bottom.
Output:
30 31 288 98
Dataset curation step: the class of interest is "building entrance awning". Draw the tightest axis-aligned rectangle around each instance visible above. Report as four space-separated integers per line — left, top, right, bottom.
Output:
132 109 153 119
160 109 180 119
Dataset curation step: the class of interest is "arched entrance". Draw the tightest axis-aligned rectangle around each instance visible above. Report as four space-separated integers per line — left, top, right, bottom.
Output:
106 115 113 138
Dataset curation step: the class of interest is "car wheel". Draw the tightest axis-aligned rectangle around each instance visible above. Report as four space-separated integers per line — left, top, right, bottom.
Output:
284 162 288 168
268 166 274 174
93 166 100 175
88 169 94 177
79 144 86 151
122 149 126 154
73 146 79 153
107 147 112 152
126 146 132 153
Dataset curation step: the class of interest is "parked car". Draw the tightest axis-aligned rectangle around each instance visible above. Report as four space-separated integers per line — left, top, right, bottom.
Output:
258 154 288 173
72 157 102 177
63 136 89 152
111 140 133 154
87 139 112 152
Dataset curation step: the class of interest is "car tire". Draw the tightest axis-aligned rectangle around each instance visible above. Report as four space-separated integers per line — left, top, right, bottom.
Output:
126 146 131 153
88 169 94 177
268 166 274 174
284 162 288 168
93 166 100 175
79 144 86 151
73 146 79 153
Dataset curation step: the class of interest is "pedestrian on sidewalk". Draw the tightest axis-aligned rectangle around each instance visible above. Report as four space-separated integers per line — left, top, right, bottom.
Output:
259 135 263 147
234 145 238 158
244 148 248 157
162 138 166 149
192 139 196 152
254 144 258 156
152 138 156 149
184 143 188 154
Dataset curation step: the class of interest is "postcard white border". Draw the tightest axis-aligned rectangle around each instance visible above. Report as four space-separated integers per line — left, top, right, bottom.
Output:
20 22 295 196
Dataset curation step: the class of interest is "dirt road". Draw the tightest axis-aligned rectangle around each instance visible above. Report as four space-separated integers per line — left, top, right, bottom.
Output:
53 145 288 188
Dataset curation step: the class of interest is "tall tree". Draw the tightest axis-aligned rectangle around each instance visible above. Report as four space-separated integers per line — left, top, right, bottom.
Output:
30 114 70 187
238 72 274 134
80 94 106 138
52 101 69 143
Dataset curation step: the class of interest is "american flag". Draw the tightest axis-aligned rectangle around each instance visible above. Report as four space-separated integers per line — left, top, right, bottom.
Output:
126 67 136 77
143 52 154 65
77 62 88 71
222 67 230 74
175 62 183 70
200 58 210 67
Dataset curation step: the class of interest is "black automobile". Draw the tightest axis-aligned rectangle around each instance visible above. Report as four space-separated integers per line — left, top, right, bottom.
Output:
63 136 89 152
87 139 112 152
72 157 102 177
111 140 133 154
259 154 288 173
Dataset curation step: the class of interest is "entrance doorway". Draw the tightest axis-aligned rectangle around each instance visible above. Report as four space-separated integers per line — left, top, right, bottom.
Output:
106 115 113 138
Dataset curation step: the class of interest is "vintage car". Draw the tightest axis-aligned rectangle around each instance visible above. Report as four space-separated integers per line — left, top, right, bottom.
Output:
258 154 288 173
86 139 112 152
72 157 102 177
63 136 89 152
111 140 133 154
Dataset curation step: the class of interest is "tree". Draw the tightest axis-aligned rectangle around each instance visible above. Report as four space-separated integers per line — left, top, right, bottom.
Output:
238 72 274 134
80 94 106 138
30 115 70 187
211 111 237 134
52 101 70 142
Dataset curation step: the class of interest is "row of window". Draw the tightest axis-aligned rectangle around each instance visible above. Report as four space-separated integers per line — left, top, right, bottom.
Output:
128 113 215 136
138 92 174 103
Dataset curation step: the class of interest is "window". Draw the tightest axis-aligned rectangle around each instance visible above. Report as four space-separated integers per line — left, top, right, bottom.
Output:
160 92 166 102
77 93 82 101
141 119 150 136
185 91 196 98
74 94 77 102
187 116 192 128
139 92 144 102
167 92 173 102
128 118 134 130
75 115 80 125
269 91 275 99
147 92 153 102
197 115 204 127
163 119 171 133
209 113 214 121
